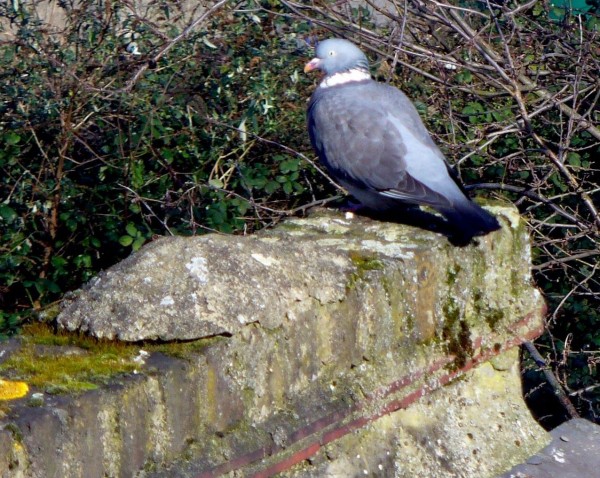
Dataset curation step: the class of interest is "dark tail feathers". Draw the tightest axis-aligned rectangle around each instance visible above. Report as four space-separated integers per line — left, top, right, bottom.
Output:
441 200 501 246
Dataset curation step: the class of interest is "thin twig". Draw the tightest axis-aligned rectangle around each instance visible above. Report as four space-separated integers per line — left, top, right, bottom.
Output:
122 0 230 93
524 341 581 419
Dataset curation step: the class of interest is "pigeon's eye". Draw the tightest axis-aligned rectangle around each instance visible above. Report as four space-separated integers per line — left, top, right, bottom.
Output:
328 50 336 56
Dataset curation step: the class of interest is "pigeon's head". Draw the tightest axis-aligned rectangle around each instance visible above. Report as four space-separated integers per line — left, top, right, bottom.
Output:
304 38 369 76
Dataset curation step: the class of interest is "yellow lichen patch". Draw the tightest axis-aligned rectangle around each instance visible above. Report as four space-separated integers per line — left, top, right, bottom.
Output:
0 379 29 400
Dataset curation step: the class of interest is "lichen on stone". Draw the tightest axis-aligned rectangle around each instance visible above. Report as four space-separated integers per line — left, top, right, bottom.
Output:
0 379 29 400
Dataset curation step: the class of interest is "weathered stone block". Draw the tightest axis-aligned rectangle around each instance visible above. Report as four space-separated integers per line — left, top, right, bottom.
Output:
0 207 549 477
57 207 541 347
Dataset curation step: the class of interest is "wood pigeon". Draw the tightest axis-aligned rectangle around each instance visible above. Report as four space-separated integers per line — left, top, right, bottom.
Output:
305 38 500 244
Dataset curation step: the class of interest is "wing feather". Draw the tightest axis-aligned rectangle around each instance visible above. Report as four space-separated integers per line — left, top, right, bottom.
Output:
308 81 458 209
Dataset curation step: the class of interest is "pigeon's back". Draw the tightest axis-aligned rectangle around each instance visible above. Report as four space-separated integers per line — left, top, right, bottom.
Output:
308 81 440 155
308 81 457 203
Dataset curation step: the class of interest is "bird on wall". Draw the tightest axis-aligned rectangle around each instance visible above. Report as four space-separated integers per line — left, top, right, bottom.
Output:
304 38 501 245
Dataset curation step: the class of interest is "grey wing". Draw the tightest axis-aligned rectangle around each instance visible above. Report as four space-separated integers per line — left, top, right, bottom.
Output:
309 90 455 209
379 86 472 202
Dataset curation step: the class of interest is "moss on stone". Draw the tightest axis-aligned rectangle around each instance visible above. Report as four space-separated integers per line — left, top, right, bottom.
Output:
446 264 461 287
349 251 385 273
470 289 505 332
485 309 505 331
0 324 139 393
0 323 221 394
35 302 62 323
148 337 224 359
347 251 385 289
442 298 461 327
4 423 23 443
442 299 474 369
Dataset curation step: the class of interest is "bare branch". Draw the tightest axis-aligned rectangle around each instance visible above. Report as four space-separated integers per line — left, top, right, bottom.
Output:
122 0 230 93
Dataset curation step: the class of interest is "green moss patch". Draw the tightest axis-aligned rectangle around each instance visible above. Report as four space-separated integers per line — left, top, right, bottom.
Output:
347 251 385 289
0 323 221 394
442 300 474 369
0 324 140 393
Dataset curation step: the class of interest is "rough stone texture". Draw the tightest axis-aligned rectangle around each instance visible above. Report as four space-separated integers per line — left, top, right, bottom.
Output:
277 349 544 478
58 207 540 344
1 207 550 477
499 418 600 478
58 217 356 340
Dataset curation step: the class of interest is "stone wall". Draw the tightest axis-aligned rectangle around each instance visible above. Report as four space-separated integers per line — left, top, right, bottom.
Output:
0 207 549 477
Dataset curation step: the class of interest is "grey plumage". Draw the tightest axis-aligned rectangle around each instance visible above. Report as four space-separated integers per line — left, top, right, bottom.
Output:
305 38 500 244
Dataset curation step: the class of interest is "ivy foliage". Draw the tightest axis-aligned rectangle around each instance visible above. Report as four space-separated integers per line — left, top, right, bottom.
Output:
0 1 327 334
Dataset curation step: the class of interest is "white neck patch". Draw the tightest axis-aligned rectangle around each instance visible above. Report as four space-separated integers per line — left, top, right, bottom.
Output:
319 69 371 88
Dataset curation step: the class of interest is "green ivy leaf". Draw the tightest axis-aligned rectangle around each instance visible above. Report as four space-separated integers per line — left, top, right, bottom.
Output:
119 235 134 246
125 223 138 237
132 236 146 251
0 204 18 223
567 152 581 167
5 132 21 145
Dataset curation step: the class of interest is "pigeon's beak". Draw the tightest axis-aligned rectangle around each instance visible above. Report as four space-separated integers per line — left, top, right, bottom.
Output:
304 58 321 73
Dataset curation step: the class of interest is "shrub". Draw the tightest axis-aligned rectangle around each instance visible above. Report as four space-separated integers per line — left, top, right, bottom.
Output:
0 0 326 333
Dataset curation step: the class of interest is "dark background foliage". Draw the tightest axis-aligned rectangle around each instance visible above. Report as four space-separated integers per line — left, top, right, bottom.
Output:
1 0 598 428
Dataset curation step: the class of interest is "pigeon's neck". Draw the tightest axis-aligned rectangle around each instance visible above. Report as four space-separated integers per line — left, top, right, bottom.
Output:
319 68 371 89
